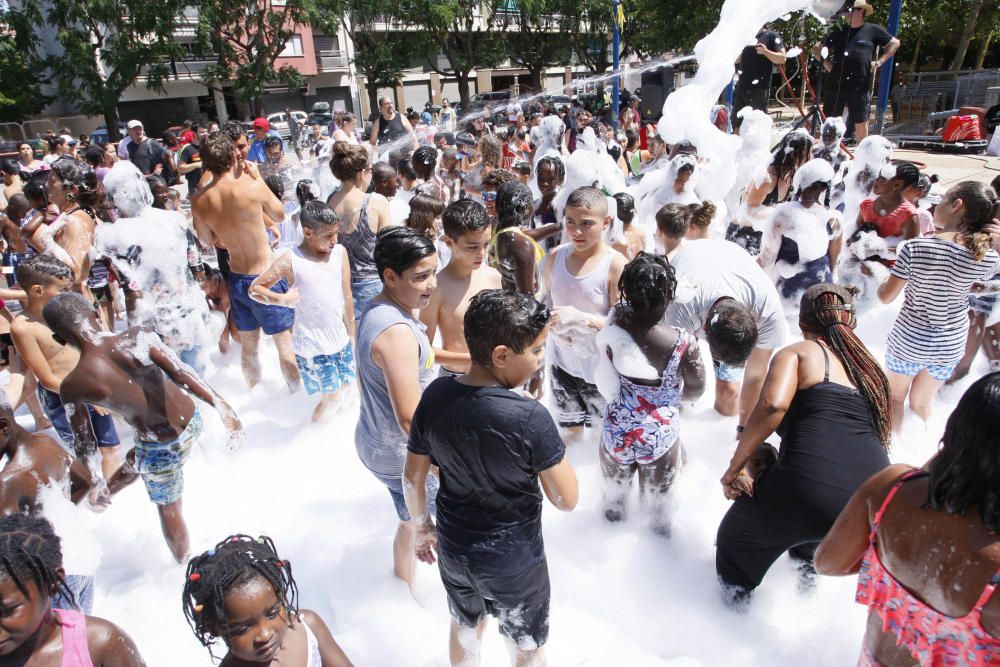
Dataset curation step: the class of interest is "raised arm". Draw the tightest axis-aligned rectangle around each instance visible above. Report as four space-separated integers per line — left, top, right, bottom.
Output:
148 342 242 439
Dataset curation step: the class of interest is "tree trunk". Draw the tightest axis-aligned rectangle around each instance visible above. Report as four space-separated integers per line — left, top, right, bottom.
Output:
366 82 380 121
457 73 472 110
527 66 543 93
104 106 121 142
975 29 993 70
908 36 922 73
950 0 985 71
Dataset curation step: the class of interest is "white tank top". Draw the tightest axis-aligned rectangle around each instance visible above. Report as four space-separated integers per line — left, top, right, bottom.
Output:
290 245 350 358
550 245 614 383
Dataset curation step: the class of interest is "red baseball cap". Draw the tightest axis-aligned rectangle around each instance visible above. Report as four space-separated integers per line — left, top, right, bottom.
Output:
252 117 269 131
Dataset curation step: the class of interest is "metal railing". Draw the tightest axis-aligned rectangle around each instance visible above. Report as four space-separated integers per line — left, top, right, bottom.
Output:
316 51 348 71
887 68 1000 136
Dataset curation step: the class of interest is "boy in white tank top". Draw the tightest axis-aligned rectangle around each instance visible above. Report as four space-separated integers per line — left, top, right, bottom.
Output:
250 201 355 422
543 186 627 434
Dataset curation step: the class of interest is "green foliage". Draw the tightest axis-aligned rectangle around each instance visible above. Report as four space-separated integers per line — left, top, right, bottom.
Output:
503 0 577 90
196 0 318 113
0 4 48 122
41 0 187 138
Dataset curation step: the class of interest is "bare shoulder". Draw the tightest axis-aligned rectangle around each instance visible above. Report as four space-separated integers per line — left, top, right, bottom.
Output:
300 609 330 635
86 615 145 665
608 247 628 271
478 263 502 287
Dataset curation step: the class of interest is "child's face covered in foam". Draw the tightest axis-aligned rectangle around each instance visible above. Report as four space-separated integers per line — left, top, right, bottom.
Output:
221 576 291 662
565 205 609 253
0 575 53 656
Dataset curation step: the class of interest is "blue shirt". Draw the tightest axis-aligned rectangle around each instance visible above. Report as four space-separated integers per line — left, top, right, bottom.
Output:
247 131 282 163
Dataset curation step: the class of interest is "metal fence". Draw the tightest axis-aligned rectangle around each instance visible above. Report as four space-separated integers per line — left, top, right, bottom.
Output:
887 68 1000 136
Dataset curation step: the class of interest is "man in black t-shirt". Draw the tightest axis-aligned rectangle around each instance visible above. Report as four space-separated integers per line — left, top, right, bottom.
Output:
403 290 578 666
177 123 207 195
732 26 786 133
124 121 165 176
813 0 900 141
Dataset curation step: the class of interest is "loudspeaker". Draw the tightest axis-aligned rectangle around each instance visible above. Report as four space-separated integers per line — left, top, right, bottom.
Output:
640 65 675 121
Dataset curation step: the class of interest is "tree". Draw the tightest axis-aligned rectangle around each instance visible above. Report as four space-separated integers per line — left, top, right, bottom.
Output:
503 0 577 92
0 4 48 123
569 0 641 74
196 0 322 116
39 0 186 140
630 0 722 56
949 0 985 70
322 0 414 115
405 0 508 109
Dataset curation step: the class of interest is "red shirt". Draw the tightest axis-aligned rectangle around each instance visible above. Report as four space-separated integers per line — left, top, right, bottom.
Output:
860 199 919 238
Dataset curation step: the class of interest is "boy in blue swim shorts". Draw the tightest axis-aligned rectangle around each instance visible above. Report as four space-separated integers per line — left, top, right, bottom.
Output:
42 292 244 562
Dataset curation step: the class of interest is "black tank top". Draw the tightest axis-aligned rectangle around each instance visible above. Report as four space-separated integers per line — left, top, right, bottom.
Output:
774 342 890 493
377 113 406 146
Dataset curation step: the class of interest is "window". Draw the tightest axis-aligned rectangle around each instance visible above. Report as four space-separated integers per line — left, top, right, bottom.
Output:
279 35 303 57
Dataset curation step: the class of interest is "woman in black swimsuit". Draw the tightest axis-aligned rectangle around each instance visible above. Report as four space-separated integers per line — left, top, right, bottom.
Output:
716 283 892 606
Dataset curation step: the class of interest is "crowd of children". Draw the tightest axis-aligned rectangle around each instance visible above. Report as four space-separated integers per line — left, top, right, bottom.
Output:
0 85 999 666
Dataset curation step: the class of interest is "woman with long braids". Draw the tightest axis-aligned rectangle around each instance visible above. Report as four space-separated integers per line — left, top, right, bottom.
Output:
715 283 891 606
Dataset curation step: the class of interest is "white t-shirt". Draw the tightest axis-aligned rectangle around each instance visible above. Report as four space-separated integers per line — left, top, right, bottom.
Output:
388 196 410 226
507 102 523 123
667 239 787 350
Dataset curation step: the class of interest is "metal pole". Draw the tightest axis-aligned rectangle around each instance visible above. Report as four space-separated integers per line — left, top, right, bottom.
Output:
612 0 621 129
874 0 904 135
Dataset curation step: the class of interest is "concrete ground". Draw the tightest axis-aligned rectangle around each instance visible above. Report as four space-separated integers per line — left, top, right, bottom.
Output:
893 149 1000 188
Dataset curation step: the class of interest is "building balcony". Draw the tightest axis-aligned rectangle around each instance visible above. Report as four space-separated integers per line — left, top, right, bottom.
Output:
138 57 217 81
316 50 348 72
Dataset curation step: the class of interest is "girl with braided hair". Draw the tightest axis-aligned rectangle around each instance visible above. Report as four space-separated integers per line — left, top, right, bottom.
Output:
0 513 145 665
182 534 353 666
716 283 891 606
594 253 705 534
41 158 107 295
878 181 1000 431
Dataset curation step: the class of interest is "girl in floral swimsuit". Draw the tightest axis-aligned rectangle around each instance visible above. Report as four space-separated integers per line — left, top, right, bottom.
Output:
595 253 706 535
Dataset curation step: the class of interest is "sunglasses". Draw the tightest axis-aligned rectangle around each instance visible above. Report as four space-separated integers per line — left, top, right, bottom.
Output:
482 191 497 202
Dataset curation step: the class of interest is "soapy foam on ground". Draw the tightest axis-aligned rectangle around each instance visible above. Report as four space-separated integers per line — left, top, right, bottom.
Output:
19 286 977 666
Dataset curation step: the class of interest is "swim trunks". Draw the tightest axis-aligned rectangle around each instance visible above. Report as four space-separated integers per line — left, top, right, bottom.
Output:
296 344 355 396
131 407 202 505
226 271 295 335
38 386 120 449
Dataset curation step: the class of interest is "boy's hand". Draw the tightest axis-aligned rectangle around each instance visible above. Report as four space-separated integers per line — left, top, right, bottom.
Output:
414 520 438 564
282 287 301 307
85 480 112 512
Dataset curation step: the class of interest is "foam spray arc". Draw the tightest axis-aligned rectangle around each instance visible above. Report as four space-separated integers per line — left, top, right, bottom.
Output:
657 0 846 203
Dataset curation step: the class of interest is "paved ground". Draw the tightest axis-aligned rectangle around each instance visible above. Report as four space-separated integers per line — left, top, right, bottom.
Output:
893 149 1000 188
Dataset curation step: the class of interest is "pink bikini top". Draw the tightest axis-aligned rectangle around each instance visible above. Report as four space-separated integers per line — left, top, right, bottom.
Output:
855 471 1000 666
53 608 95 667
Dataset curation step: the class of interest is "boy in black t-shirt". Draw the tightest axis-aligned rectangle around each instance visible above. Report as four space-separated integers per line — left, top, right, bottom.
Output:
403 289 578 667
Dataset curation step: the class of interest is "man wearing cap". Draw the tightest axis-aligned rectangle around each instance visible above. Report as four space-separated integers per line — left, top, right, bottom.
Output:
732 25 786 134
121 120 164 176
247 118 282 164
813 0 900 142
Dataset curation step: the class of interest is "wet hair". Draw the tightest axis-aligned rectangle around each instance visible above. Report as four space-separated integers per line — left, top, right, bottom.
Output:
949 181 1000 261
910 173 938 198
705 299 758 366
183 535 298 660
464 289 551 366
397 158 417 183
536 156 565 183
928 372 1000 531
221 120 246 142
145 174 168 192
201 131 235 174
263 174 284 201
481 169 516 190
295 179 317 208
479 135 502 169
300 200 338 231
49 158 106 214
496 181 533 229
5 193 29 220
329 141 368 181
371 162 397 188
42 292 95 338
513 161 531 176
442 199 490 239
771 130 813 183
0 514 73 609
46 136 65 155
655 201 715 239
615 252 676 324
888 161 920 190
411 146 437 179
799 284 892 446
373 225 437 281
405 194 444 238
566 186 608 216
263 135 283 153
81 144 105 168
23 173 48 206
690 201 716 230
613 192 635 222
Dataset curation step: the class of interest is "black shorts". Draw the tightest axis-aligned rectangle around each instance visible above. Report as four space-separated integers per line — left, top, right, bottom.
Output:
823 85 871 128
550 364 605 428
90 284 113 303
732 85 770 128
438 549 551 650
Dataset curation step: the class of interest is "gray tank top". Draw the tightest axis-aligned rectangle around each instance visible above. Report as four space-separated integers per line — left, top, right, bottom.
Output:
355 299 435 477
339 194 378 281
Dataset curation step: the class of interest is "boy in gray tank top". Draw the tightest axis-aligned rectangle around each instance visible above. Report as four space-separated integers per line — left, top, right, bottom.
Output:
354 226 440 589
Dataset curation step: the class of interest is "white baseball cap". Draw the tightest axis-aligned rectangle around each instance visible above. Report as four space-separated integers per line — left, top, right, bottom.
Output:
126 119 143 129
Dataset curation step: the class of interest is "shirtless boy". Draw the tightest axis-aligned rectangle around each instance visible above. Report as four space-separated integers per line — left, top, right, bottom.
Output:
192 131 300 390
420 200 501 376
10 255 122 480
42 291 243 561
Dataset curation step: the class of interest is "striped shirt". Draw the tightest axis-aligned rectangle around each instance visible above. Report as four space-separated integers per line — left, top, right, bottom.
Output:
887 237 1000 365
